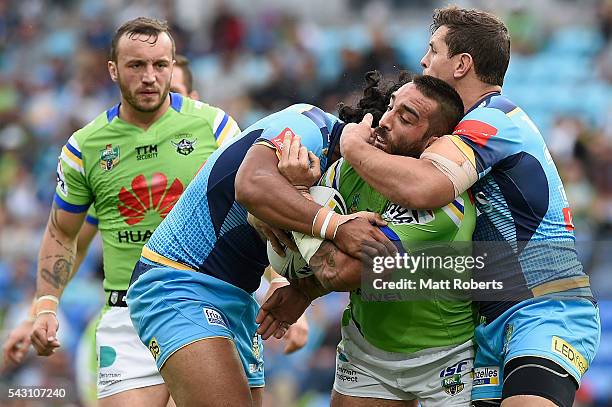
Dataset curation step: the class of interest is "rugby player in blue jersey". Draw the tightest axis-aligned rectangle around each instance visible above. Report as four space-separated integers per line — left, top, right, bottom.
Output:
337 6 600 407
126 74 402 405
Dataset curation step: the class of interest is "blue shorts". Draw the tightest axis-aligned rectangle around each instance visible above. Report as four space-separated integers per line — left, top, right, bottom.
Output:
127 262 264 387
472 297 600 401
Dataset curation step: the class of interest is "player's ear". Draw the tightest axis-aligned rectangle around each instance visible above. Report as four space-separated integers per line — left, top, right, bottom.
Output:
108 61 118 82
453 53 473 80
189 90 200 100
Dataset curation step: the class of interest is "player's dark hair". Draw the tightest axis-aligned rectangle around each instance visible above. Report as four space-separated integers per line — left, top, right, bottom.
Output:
431 6 510 86
110 17 175 62
338 70 412 127
174 54 194 92
338 71 463 138
412 74 464 138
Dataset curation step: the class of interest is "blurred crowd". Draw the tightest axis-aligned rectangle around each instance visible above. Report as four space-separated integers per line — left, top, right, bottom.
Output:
0 0 611 406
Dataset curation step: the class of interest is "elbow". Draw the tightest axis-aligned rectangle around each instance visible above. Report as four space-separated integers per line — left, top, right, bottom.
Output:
235 179 255 210
235 171 263 211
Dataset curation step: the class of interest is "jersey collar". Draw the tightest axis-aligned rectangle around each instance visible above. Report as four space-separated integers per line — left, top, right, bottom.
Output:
466 91 502 115
327 121 346 171
105 92 183 123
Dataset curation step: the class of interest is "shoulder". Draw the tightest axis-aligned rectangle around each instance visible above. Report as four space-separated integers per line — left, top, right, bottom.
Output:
455 97 522 147
179 95 213 118
64 110 115 170
460 95 520 131
177 95 229 125
177 95 240 142
72 110 113 146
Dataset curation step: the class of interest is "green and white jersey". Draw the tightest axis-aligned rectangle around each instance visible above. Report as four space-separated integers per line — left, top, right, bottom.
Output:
321 158 477 354
55 93 240 291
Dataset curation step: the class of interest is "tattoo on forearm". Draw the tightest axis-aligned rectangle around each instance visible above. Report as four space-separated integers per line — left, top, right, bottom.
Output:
41 259 72 290
48 204 75 255
310 241 352 290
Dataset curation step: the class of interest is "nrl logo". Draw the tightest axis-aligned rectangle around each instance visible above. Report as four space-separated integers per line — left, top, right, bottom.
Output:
171 137 197 156
100 144 120 171
110 291 118 305
442 374 465 396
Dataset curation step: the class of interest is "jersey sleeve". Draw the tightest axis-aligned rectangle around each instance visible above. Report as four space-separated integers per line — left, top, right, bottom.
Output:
54 134 92 213
254 107 326 161
450 107 523 179
85 205 98 225
319 158 344 188
210 106 241 147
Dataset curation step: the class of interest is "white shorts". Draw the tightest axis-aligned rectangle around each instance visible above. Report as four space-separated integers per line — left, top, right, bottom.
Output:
96 306 165 398
75 314 98 404
333 319 474 407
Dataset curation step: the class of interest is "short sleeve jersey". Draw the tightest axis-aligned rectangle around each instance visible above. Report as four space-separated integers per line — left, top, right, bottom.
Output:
321 158 477 354
144 104 344 293
55 93 240 291
449 93 592 319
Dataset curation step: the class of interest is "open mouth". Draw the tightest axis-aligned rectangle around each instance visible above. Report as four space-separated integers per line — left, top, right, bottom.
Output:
373 128 387 147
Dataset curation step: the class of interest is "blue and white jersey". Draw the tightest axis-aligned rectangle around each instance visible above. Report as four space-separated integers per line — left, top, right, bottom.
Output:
448 93 592 320
142 104 344 293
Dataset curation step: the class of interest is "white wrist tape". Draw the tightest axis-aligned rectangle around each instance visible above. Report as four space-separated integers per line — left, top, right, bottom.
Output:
35 295 59 317
37 295 59 304
270 277 289 284
36 310 57 317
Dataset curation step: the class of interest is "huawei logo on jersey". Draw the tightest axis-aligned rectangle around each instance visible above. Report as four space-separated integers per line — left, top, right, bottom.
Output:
118 173 184 225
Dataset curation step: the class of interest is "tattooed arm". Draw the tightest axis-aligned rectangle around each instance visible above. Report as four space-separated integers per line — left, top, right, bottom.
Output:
308 241 364 292
30 203 87 356
257 242 365 339
4 216 95 364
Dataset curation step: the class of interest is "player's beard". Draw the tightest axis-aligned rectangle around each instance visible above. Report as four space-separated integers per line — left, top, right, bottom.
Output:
373 127 427 158
117 73 170 113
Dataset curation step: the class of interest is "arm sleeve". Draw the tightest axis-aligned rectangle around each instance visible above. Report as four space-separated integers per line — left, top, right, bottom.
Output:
211 107 241 147
54 134 92 213
450 108 523 179
253 107 326 160
318 158 345 189
85 205 98 225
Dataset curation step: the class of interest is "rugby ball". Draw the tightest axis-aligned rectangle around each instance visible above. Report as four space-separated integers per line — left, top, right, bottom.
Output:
267 186 347 279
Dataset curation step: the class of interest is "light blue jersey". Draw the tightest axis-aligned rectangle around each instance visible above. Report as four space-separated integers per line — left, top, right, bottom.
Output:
127 104 344 382
450 94 600 401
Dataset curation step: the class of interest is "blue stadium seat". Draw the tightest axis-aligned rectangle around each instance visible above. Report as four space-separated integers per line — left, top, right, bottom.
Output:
544 26 605 57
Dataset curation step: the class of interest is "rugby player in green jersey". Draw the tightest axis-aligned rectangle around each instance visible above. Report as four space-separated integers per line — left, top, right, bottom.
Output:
2 53 199 370
257 73 476 406
26 18 242 407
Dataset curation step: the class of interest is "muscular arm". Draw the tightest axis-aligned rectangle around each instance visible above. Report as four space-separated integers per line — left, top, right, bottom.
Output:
235 145 322 235
343 136 467 209
36 203 87 299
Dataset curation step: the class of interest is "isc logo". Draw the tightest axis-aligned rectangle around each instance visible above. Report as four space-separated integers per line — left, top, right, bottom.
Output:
440 359 470 378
